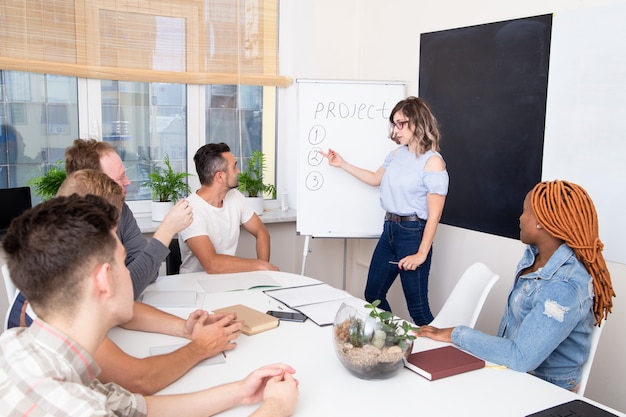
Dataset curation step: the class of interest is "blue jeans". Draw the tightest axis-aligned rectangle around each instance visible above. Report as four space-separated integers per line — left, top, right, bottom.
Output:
364 219 433 325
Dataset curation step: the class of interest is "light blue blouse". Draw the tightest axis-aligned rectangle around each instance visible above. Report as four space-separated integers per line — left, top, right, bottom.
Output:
379 146 449 219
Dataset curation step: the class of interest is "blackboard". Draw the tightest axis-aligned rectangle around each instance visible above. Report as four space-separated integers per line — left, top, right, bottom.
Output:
419 14 552 239
296 79 405 238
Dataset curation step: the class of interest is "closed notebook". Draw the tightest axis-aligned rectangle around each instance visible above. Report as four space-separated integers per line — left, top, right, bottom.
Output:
212 304 279 336
404 345 485 380
525 399 618 417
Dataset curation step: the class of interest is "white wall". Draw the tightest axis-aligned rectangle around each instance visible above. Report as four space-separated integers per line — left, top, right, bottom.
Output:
277 0 626 413
2 0 623 412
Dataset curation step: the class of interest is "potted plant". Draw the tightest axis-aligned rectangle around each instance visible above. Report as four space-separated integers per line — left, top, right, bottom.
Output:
29 161 66 201
333 300 418 379
143 154 192 221
237 150 276 215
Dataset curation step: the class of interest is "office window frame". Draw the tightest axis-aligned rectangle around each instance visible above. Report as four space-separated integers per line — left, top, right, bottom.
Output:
1 72 276 212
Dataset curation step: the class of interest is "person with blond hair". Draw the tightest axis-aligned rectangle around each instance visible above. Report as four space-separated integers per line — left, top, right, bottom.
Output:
417 180 615 391
57 168 125 211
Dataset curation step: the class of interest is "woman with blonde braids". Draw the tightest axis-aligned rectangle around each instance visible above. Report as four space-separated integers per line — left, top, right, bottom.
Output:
417 180 615 391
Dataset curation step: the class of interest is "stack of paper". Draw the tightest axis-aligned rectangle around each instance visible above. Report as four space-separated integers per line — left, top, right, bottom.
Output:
199 274 280 293
264 284 364 326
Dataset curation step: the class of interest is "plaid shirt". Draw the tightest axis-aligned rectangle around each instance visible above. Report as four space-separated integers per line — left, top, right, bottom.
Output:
0 319 147 417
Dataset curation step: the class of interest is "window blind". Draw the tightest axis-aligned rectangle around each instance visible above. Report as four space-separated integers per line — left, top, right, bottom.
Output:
0 0 290 86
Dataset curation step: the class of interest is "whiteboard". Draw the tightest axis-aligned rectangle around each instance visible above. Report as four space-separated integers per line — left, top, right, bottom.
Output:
543 3 626 264
296 79 405 238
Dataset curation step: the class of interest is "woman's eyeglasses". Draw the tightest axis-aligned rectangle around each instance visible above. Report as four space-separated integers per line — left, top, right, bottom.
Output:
390 120 409 130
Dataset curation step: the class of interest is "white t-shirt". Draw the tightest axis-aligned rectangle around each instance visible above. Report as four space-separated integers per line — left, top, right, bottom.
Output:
178 189 254 274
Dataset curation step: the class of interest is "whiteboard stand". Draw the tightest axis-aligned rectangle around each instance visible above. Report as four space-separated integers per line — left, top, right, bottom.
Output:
300 235 312 275
300 236 349 293
342 239 347 290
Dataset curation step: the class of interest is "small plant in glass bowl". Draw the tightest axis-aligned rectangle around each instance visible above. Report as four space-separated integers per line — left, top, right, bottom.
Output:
333 300 418 379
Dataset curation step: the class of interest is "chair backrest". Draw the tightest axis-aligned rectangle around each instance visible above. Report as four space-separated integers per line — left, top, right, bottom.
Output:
3 263 17 331
2 263 17 306
429 262 500 328
577 321 605 396
166 238 182 275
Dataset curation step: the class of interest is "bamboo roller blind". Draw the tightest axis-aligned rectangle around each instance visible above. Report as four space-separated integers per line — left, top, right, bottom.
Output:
0 0 291 86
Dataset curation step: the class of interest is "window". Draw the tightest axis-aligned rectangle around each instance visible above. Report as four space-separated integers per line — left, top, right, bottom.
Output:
1 0 286 204
101 80 187 201
0 71 78 202
1 70 275 204
207 85 262 165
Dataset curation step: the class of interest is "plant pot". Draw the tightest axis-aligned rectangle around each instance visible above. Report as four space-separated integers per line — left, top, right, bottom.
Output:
245 197 264 216
333 303 413 380
151 200 174 222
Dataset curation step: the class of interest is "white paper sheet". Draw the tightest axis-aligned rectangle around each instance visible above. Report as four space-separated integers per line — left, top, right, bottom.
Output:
198 273 281 293
141 291 198 307
295 297 367 326
264 283 353 308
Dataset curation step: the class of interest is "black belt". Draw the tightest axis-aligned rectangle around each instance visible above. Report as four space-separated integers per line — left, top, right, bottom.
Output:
385 212 422 222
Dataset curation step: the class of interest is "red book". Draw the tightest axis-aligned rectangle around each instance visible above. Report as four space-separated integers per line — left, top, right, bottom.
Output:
404 345 485 380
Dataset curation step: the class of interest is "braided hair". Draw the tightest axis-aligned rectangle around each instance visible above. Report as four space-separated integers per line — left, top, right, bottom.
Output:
531 180 615 325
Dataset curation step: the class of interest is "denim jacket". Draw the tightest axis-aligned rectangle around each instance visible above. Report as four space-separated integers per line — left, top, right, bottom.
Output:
452 243 594 390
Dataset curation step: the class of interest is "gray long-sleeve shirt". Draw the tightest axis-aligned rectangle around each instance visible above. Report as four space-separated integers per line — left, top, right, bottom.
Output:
117 203 170 298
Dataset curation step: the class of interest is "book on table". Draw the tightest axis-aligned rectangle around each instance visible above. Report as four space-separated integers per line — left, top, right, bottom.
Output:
212 304 279 336
525 399 618 417
404 345 485 380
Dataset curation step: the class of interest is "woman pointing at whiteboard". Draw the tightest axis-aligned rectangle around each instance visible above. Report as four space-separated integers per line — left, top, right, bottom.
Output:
320 96 449 325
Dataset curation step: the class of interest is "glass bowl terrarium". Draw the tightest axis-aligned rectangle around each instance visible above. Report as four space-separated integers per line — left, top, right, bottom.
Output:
333 300 417 379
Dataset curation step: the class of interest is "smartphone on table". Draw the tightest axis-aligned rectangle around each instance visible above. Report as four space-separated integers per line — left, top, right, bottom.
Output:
266 310 308 322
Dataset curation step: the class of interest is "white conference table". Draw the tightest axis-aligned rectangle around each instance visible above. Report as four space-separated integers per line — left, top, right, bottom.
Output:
108 270 624 417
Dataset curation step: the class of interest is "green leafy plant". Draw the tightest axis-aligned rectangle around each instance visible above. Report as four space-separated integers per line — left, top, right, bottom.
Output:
237 150 276 199
364 299 419 346
29 161 66 200
143 154 191 202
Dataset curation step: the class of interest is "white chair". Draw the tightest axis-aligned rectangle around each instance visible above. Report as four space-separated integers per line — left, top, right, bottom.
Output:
2 263 17 331
2 263 17 306
429 262 500 328
577 320 605 396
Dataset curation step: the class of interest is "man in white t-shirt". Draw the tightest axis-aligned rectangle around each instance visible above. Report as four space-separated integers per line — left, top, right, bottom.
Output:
179 143 279 274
